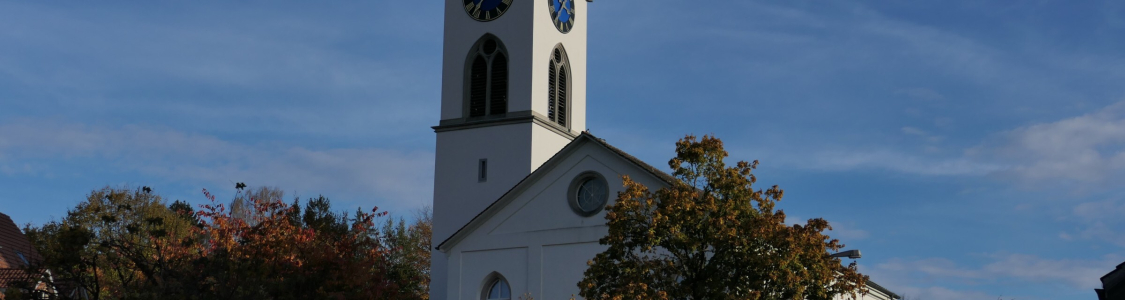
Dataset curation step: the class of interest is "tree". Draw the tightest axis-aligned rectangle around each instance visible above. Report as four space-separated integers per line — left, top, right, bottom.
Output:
177 187 404 299
23 186 196 300
381 206 433 300
22 184 433 300
578 135 868 300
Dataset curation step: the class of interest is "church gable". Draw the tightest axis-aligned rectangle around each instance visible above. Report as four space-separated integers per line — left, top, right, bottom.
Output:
438 133 672 252
489 153 622 236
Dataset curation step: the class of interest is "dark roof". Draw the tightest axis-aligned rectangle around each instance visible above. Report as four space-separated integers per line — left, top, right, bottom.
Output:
866 280 901 299
0 268 36 289
1103 260 1125 281
437 132 679 250
1100 260 1125 300
0 212 40 269
584 133 678 186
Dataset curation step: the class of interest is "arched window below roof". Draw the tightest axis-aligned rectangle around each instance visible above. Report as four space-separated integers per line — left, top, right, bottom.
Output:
547 44 571 128
483 277 510 300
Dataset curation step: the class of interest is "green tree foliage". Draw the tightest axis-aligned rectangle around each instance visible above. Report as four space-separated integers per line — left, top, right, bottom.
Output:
578 135 868 300
21 185 433 300
303 195 348 237
23 187 195 300
381 206 433 299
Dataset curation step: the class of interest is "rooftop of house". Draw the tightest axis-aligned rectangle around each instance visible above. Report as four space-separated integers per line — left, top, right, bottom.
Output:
0 212 39 269
0 268 36 289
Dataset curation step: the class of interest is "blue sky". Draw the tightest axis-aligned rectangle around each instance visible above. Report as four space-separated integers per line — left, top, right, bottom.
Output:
1 1 1122 299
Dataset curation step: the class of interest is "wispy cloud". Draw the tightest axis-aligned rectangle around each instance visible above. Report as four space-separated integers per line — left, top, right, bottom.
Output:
970 101 1125 184
1060 199 1125 247
891 286 1006 300
0 119 434 210
750 100 1125 188
782 149 999 176
0 2 441 140
874 253 1122 290
896 88 947 102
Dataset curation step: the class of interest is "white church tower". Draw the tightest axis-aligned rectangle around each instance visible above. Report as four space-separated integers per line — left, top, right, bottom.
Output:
431 0 589 299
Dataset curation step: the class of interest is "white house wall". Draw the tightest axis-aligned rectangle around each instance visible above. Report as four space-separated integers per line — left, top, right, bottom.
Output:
440 0 534 120
490 155 619 235
528 0 587 132
456 248 529 300
445 141 668 300
835 288 897 300
541 242 605 298
433 123 534 300
531 124 574 173
433 123 535 243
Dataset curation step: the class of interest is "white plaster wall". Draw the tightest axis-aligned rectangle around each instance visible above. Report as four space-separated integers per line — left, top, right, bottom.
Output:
456 248 529 300
541 242 603 299
530 0 588 132
440 0 588 133
432 123 574 247
530 124 574 171
433 123 535 246
432 123 533 300
445 141 669 300
433 253 452 300
834 289 897 300
435 0 587 245
441 0 537 120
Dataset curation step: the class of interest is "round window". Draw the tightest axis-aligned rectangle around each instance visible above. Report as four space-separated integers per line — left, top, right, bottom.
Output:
568 172 608 216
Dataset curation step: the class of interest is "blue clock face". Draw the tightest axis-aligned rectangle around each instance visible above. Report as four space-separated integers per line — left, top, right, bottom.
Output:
464 0 513 22
549 0 575 33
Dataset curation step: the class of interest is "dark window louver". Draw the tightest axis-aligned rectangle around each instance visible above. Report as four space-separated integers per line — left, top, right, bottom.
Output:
484 39 497 54
548 61 557 121
489 53 508 115
558 68 567 127
469 55 488 117
547 45 570 128
466 36 509 118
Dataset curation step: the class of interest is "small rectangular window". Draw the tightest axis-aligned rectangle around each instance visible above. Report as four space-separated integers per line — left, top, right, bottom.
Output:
479 159 488 182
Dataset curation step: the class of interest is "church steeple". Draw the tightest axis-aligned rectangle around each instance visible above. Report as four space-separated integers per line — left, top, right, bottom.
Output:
430 1 589 299
434 0 587 133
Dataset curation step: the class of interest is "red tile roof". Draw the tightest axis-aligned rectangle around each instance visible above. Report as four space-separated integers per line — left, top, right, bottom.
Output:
0 212 40 269
0 268 36 289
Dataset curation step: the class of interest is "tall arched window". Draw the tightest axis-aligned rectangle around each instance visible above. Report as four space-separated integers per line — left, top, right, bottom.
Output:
547 44 571 127
483 277 510 300
466 35 509 118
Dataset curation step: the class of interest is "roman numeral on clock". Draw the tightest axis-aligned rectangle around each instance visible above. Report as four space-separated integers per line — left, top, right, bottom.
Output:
463 0 510 21
468 6 482 18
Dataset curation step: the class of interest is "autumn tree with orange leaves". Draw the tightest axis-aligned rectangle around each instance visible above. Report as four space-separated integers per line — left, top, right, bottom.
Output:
22 185 431 300
578 135 868 300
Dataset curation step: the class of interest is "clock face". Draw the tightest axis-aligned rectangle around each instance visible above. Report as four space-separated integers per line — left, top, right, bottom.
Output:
549 0 575 33
464 0 513 22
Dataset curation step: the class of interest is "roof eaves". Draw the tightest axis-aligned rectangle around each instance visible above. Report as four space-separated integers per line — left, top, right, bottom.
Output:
866 279 901 299
583 134 678 186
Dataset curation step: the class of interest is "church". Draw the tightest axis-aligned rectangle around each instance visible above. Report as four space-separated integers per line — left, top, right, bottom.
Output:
428 1 900 299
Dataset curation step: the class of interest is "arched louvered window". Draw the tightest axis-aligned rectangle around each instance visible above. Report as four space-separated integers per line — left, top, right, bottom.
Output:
466 35 509 118
547 44 571 127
